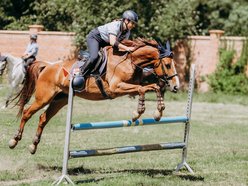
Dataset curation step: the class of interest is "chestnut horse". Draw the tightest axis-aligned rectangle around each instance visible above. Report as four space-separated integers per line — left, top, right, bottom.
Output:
9 38 179 154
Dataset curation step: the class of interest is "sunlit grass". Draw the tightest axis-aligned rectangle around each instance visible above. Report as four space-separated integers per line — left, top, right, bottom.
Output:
0 84 247 185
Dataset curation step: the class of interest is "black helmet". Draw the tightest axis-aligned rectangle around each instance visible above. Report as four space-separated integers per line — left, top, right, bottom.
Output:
122 10 138 24
30 34 37 40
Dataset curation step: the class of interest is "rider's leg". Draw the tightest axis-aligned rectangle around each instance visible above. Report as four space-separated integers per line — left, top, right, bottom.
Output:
24 57 35 69
80 34 100 76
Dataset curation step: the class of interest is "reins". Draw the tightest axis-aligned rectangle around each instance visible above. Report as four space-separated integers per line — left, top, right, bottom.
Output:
154 58 178 81
129 47 178 83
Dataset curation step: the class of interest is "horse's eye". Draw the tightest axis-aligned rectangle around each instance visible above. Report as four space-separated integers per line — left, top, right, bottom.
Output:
165 64 171 69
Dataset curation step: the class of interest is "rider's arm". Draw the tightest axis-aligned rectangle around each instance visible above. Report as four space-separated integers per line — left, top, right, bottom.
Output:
109 34 134 52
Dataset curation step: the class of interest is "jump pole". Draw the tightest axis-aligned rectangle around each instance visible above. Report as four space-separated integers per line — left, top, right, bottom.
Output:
53 64 196 185
53 77 74 185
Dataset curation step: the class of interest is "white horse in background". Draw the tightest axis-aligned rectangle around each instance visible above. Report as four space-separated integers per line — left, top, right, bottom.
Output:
0 53 26 108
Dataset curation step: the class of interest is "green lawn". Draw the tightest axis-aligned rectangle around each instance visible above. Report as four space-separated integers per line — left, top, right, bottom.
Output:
0 88 247 185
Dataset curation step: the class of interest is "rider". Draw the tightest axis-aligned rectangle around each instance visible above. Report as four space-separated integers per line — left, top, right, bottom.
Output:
22 34 39 69
80 10 138 78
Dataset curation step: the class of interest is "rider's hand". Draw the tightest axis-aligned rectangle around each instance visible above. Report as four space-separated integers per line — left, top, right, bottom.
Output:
126 47 135 52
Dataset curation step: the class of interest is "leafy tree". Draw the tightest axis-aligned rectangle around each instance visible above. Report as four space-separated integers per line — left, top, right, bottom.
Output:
224 2 248 36
195 0 248 36
0 0 14 29
148 0 199 44
209 44 248 95
1 0 248 43
0 0 37 30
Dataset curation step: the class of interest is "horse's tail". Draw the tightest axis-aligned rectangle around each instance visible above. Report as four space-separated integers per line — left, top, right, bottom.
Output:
14 62 45 117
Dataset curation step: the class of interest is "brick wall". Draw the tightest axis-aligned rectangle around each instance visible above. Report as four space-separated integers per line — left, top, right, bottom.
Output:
0 25 76 61
186 30 246 92
0 25 246 91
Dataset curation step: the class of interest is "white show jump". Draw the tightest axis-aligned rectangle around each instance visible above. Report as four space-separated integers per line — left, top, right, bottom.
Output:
53 64 196 185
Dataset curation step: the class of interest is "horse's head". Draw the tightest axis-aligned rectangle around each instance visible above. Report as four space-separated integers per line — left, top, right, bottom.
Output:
0 54 7 75
131 39 180 93
155 41 180 92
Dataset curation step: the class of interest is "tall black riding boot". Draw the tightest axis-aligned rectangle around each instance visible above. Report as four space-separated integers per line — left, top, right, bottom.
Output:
80 58 93 77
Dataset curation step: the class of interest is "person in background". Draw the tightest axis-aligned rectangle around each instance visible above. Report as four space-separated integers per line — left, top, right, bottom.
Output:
22 34 39 69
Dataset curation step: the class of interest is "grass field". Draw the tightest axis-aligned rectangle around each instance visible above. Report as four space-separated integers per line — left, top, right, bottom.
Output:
0 85 247 186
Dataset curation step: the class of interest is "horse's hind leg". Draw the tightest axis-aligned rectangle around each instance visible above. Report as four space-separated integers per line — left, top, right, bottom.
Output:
9 101 47 149
29 96 68 154
9 86 56 149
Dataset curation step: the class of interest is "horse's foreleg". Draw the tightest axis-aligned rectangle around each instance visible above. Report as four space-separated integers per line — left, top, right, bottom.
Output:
3 83 20 108
153 88 165 121
29 97 68 154
111 82 161 121
2 88 13 109
9 102 43 149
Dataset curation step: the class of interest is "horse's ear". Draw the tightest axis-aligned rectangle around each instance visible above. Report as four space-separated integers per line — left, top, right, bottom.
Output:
165 41 171 51
158 41 165 51
158 41 162 49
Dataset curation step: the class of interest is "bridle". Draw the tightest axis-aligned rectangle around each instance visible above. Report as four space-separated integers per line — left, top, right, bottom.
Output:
154 57 178 82
129 45 178 84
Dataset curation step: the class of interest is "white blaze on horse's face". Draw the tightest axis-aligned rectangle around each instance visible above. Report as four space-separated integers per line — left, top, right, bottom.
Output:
168 59 180 92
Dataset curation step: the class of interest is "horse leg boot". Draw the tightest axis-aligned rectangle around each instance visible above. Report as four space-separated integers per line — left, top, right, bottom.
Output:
132 94 145 122
132 86 147 121
153 89 165 121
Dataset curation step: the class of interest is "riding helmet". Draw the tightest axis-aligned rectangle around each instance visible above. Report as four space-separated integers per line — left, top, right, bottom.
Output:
122 10 138 24
30 34 38 40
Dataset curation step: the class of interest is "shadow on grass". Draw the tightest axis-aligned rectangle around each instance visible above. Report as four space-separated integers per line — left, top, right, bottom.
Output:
38 164 204 184
75 168 204 184
115 169 204 181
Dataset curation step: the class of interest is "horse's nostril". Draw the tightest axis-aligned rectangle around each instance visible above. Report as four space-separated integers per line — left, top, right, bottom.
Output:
173 86 178 93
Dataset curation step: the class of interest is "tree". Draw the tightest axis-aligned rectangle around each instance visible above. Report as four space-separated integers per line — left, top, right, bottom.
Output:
195 0 248 36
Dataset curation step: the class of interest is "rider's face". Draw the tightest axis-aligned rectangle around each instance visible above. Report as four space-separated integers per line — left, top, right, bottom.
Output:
124 19 136 30
127 21 136 30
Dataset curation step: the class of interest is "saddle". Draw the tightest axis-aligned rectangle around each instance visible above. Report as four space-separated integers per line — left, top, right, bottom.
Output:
71 48 111 98
76 48 107 76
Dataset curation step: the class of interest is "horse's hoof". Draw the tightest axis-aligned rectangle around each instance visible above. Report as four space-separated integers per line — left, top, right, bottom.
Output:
9 139 18 149
153 110 162 121
28 144 37 154
132 111 140 122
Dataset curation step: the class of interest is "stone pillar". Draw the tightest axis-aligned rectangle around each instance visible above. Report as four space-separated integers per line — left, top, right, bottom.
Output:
28 25 44 34
199 30 224 92
209 30 225 73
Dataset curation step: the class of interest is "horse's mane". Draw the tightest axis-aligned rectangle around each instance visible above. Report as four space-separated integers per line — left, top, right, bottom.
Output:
4 53 22 62
121 38 158 49
121 38 173 59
